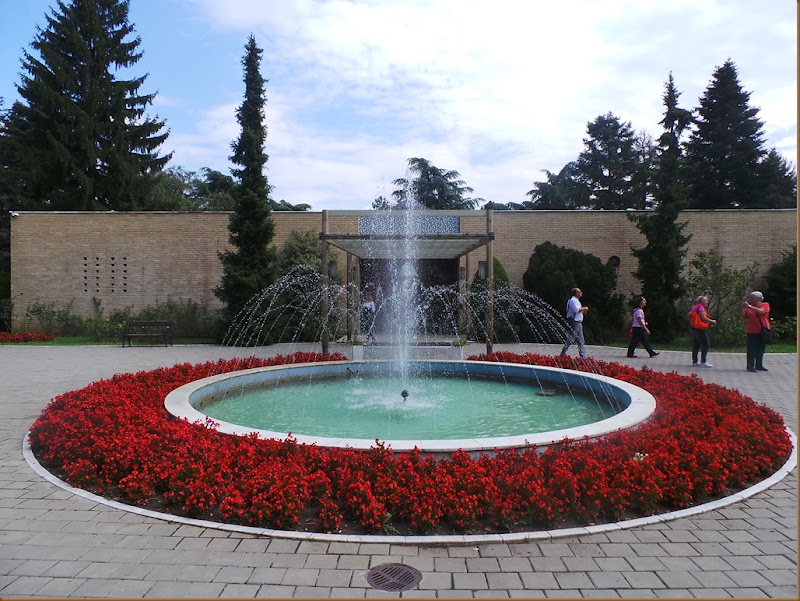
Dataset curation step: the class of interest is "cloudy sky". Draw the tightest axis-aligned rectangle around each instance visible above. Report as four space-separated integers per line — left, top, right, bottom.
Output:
0 0 796 210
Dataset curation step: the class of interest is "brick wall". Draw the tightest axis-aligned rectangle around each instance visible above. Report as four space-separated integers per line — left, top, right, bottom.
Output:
9 209 796 330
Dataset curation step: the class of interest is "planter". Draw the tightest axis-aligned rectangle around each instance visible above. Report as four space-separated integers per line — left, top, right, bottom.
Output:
448 345 464 360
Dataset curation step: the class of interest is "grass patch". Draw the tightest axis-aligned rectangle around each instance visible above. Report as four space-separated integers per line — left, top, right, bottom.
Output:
1 336 218 346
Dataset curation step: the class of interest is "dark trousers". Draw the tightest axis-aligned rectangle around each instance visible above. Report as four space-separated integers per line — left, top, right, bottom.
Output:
627 327 656 357
689 328 710 363
746 332 766 370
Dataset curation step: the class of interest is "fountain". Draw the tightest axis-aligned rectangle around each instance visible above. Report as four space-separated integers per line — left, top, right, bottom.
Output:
166 204 657 454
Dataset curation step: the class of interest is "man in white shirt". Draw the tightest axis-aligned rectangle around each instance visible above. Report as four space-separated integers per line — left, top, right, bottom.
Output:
560 287 589 359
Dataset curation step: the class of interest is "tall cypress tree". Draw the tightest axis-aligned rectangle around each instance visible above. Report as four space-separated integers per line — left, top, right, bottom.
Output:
214 35 278 325
0 0 170 211
684 60 766 209
629 73 692 341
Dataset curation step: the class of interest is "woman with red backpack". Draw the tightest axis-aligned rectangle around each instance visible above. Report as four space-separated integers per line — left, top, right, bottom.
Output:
689 295 717 368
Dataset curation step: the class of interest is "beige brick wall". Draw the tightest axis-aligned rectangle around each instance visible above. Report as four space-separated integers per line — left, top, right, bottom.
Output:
9 209 796 330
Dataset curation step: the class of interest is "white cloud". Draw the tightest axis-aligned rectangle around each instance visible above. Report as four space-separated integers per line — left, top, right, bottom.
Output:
174 0 796 209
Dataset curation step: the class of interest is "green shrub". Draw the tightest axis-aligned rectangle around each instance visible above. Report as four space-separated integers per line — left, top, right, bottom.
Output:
522 242 624 343
771 316 797 343
22 299 220 341
763 245 796 319
0 298 12 331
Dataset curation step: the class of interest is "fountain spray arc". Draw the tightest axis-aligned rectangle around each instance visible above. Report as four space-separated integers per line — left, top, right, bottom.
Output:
319 207 496 361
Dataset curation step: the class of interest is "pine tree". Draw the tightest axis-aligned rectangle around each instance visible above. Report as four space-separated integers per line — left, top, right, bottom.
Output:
575 113 644 209
0 0 170 211
214 35 278 325
684 60 766 209
629 73 692 341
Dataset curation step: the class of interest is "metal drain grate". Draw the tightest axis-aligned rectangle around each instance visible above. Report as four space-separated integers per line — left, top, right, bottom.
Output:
366 563 423 591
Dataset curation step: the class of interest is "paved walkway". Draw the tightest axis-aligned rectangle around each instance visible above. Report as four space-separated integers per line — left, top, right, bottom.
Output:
0 343 796 598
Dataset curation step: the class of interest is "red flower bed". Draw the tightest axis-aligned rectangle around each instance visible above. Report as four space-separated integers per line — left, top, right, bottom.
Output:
0 332 56 343
28 351 792 535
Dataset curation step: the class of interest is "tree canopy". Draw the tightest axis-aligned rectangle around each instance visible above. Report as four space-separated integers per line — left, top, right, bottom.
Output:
684 59 795 209
0 0 170 211
383 157 483 210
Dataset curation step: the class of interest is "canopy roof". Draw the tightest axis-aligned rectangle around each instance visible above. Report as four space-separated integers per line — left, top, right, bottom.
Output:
321 233 494 260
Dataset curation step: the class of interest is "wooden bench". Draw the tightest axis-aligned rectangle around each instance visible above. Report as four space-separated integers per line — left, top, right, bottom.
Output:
121 321 174 347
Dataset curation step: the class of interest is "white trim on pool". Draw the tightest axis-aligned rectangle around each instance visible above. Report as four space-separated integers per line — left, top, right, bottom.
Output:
164 360 656 454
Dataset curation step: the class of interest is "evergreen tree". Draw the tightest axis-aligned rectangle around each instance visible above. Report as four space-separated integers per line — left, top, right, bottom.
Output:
0 0 170 211
575 113 644 210
390 157 483 209
756 149 797 208
214 36 278 326
525 162 589 209
628 73 692 342
684 60 767 208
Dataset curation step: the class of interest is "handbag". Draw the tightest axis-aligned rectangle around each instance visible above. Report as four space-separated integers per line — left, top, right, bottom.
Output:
761 325 773 345
689 308 709 330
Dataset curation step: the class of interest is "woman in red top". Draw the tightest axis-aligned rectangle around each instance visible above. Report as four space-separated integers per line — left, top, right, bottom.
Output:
741 291 770 372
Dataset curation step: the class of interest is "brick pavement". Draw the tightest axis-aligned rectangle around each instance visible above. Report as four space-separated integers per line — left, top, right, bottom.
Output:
0 343 796 598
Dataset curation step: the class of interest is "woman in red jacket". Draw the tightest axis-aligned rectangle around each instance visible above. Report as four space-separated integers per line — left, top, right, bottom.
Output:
741 291 770 373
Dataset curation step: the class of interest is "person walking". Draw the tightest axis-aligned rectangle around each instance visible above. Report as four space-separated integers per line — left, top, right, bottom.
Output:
361 290 376 345
741 291 771 372
627 296 659 358
689 295 717 368
560 287 589 359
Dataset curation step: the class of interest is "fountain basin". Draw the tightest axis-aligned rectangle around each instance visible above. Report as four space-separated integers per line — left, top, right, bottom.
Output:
165 360 656 454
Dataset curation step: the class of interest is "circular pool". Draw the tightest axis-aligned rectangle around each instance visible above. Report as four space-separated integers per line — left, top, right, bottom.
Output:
165 360 656 454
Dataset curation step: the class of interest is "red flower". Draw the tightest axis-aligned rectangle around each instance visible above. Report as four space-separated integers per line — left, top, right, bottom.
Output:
28 351 793 535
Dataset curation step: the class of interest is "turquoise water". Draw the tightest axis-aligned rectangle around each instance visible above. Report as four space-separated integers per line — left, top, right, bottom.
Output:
200 374 617 440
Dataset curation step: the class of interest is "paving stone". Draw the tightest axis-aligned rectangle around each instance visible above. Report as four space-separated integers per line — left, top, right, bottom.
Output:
589 571 632 588
692 570 737 588
331 586 366 598
466 557 500 572
486 572 524 589
280 567 320 586
248 567 288 585
453 572 489 589
562 557 600 572
618 590 659 598
417 571 452 590
583 590 621 598
219 583 260 598
554 572 594 589
656 571 702 588
0 575 50 595
213 566 255 583
316 568 353 588
475 590 510 598
509 590 546 598
622 571 664 589
528 556 567 572
254 584 297 598
687 588 733 598
545 589 582 598
292 585 331 597
34 576 88 597
434 557 468 572
725 570 774 588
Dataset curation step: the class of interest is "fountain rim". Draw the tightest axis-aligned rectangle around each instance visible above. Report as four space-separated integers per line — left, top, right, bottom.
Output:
164 360 656 453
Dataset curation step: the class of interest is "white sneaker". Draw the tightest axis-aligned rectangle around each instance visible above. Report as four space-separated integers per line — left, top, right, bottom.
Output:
692 362 699 367
700 362 713 368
